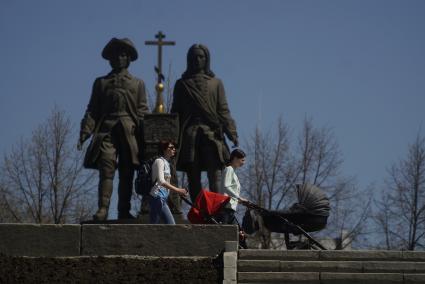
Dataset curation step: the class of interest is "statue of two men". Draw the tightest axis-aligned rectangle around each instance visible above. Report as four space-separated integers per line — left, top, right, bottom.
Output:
79 39 238 220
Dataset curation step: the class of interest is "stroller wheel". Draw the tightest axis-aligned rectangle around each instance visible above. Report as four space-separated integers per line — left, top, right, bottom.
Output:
287 240 311 250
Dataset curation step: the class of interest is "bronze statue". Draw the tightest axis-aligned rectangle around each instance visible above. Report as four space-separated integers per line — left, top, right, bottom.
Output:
171 44 238 201
78 38 149 220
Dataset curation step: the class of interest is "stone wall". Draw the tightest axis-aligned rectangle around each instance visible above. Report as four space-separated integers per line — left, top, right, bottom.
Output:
0 224 238 283
0 224 238 257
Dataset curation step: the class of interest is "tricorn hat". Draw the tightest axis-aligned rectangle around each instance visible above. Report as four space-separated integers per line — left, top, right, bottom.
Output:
101 38 138 61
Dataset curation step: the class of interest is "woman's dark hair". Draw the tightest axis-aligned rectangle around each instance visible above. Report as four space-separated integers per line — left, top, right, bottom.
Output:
158 140 176 155
229 149 246 164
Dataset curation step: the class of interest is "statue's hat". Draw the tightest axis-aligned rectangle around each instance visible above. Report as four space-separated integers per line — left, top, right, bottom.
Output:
102 38 138 61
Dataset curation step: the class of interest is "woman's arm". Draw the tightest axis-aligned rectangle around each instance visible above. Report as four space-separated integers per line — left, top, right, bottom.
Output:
160 180 187 196
153 159 188 196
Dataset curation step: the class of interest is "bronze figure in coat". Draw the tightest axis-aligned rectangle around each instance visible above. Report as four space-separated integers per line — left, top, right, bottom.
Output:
78 38 149 220
171 44 239 201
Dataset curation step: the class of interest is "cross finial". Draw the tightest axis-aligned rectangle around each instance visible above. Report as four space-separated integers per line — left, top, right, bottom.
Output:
145 31 175 113
155 31 166 41
145 31 175 84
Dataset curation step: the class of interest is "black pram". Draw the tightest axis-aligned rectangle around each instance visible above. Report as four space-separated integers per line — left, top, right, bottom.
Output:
241 183 330 250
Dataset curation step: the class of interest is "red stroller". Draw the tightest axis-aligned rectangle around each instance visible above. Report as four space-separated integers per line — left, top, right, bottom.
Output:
185 189 231 224
183 190 248 248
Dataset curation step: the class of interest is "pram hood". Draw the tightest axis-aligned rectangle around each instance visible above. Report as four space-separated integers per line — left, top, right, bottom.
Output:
291 183 330 216
187 189 231 224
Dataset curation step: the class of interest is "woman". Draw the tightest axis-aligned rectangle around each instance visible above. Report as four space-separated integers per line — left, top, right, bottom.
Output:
149 140 188 224
219 149 248 224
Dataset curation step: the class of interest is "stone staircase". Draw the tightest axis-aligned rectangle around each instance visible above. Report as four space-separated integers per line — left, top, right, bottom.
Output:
237 249 425 284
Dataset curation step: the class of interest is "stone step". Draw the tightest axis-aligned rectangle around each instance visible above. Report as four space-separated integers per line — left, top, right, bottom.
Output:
238 260 425 273
238 272 425 284
238 249 425 262
238 271 318 284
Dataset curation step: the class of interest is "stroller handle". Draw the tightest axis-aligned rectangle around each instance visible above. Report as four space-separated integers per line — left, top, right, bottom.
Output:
237 198 267 213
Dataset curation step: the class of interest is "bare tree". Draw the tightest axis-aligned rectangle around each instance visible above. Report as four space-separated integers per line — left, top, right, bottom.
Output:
374 134 425 250
0 184 21 222
165 63 176 113
241 117 372 249
295 119 371 249
242 119 294 209
0 106 96 224
373 193 394 249
296 118 342 188
322 179 372 249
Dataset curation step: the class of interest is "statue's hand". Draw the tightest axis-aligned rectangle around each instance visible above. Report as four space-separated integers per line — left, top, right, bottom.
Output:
77 139 83 151
77 132 90 151
232 137 239 148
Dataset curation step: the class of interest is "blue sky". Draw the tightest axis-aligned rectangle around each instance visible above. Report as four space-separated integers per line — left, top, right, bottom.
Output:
1 0 424 200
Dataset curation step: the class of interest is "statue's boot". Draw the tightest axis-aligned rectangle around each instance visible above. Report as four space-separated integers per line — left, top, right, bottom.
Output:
117 168 135 219
93 178 113 221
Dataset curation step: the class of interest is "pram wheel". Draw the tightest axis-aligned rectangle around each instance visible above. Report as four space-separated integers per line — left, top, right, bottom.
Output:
286 239 312 250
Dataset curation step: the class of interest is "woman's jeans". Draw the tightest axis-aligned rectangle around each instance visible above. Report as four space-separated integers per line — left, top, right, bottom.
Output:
149 196 175 224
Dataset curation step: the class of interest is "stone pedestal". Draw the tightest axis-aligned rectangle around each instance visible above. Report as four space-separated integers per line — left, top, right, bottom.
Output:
0 224 80 257
0 224 238 257
141 113 179 159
